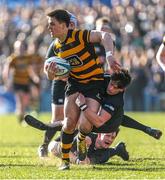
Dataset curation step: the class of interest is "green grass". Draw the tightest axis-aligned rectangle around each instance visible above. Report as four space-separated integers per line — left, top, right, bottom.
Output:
0 112 165 179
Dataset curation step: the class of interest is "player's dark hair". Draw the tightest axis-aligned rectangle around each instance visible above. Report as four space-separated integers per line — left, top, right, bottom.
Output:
47 9 70 27
111 69 131 88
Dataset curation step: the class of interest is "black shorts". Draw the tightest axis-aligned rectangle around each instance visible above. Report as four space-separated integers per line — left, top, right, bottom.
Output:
51 80 66 105
65 78 104 103
13 83 30 93
92 116 123 133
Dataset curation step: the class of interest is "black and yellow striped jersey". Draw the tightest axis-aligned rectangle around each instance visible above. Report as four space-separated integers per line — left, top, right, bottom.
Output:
46 29 104 83
7 54 33 85
29 54 43 77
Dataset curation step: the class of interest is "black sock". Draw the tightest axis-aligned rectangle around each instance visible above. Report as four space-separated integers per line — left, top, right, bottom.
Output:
122 115 149 133
43 129 57 146
42 121 63 146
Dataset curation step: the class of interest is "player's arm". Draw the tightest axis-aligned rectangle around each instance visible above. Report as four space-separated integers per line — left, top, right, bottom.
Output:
82 107 111 128
76 93 111 128
28 62 40 84
89 30 121 72
2 57 14 82
156 37 165 71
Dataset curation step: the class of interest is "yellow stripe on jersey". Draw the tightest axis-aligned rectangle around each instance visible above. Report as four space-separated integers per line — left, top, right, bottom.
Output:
60 43 85 57
71 59 96 72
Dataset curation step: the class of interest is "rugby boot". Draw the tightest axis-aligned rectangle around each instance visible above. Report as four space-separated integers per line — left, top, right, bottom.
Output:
59 160 70 170
146 127 162 140
115 142 129 161
77 139 87 161
38 144 48 157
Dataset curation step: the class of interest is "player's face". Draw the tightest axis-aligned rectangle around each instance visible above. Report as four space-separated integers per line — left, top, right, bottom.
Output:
47 17 65 38
98 132 117 149
106 80 124 95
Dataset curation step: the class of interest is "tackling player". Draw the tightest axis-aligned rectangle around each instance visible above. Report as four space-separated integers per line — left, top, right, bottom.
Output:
75 69 162 160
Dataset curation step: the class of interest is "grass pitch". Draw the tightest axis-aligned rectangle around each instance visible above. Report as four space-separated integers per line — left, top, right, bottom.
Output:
0 112 165 179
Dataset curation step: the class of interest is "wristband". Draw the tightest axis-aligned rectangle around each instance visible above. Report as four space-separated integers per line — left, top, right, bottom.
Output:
79 104 88 111
106 51 113 58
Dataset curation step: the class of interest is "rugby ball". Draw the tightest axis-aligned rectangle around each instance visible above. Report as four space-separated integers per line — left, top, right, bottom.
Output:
45 56 71 77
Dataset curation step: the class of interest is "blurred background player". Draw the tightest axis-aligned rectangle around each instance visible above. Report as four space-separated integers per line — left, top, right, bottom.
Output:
38 12 78 157
156 35 165 71
2 40 39 123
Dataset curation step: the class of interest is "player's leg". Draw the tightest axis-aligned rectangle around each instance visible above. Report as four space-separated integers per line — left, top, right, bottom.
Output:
122 115 162 139
77 81 104 161
14 84 30 124
30 82 40 115
60 93 80 170
77 97 100 161
38 80 65 157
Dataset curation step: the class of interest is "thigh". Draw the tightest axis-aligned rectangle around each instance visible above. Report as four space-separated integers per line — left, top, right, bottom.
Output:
78 98 100 133
63 93 80 132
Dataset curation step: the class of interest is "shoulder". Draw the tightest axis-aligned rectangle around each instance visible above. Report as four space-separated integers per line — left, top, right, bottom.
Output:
103 92 124 108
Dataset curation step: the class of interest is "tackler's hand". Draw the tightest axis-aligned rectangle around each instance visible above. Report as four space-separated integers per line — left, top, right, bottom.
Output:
75 93 86 108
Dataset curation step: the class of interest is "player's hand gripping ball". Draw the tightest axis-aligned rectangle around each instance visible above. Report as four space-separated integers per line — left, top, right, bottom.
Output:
44 56 71 78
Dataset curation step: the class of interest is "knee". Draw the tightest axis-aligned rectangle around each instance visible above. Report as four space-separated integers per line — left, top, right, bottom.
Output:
79 121 93 134
63 118 76 133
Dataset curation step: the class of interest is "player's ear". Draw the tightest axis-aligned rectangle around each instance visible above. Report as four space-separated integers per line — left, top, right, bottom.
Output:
62 22 67 29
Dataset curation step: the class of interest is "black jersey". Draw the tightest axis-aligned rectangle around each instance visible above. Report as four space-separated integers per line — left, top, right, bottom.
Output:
92 75 124 133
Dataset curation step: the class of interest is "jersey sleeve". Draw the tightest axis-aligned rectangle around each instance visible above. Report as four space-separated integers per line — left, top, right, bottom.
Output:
101 92 124 117
82 30 91 44
102 103 116 117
